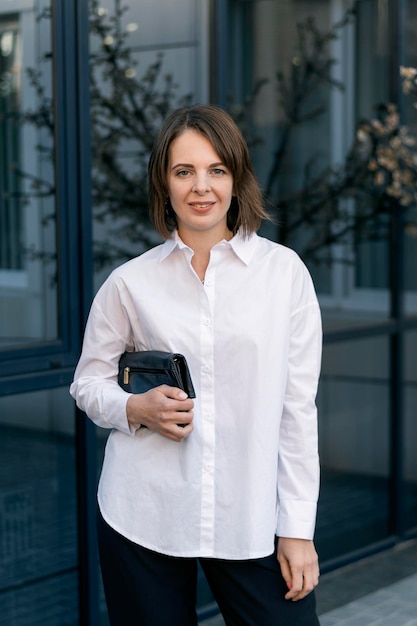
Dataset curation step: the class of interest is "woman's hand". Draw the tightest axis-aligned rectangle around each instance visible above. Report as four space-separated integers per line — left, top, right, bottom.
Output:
277 537 319 601
126 385 194 441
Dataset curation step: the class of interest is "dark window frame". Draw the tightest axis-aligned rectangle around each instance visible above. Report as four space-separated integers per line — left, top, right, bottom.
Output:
0 15 22 272
0 0 93 396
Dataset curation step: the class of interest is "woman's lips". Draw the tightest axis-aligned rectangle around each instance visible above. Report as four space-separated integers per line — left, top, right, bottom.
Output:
189 202 215 212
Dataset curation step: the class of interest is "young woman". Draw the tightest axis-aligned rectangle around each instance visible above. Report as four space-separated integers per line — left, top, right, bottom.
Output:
70 104 322 626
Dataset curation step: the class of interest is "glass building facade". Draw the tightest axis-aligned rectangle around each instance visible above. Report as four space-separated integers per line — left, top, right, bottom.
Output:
0 1 416 623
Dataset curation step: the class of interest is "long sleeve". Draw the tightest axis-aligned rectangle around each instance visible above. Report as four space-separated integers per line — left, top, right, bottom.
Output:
276 266 322 539
70 276 134 435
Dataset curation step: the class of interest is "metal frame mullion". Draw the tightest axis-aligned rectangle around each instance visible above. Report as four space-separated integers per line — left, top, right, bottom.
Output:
211 0 230 106
53 0 98 624
73 0 99 618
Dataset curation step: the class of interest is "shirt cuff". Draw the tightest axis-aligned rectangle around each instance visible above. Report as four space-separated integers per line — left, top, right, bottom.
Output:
276 499 317 540
99 386 135 436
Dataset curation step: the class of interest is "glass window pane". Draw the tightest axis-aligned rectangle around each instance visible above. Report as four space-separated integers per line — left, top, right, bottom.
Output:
0 20 21 270
227 0 398 329
0 388 78 625
404 3 417 311
355 0 393 293
405 1 417 136
316 336 390 561
89 0 207 291
0 4 58 349
405 329 417 531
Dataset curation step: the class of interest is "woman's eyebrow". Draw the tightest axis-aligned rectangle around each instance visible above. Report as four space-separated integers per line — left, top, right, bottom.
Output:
171 161 225 170
170 162 194 170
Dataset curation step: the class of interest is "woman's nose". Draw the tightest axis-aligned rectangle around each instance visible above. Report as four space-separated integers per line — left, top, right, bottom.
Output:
192 173 211 194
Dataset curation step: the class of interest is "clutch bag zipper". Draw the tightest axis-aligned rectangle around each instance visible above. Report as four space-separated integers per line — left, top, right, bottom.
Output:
124 364 176 385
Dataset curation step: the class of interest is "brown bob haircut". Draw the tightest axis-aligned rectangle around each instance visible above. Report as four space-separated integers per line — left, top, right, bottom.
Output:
148 104 270 240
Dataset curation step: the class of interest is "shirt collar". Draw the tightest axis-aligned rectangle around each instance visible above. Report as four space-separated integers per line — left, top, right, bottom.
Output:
227 230 259 265
158 233 181 262
158 230 259 265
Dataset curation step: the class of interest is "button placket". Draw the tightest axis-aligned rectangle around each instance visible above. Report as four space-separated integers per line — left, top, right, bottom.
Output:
199 270 216 553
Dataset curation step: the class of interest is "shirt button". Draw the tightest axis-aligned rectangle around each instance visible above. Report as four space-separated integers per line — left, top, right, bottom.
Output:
203 318 210 326
204 464 213 472
204 413 211 421
203 365 210 373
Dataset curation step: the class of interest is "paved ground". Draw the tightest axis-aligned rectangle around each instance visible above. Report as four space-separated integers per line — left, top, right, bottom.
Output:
319 573 417 625
200 539 417 625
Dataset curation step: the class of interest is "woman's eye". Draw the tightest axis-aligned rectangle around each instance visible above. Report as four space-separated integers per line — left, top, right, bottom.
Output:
176 170 190 177
212 168 226 176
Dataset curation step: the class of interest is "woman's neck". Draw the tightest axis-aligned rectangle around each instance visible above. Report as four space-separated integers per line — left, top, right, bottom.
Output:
177 227 233 282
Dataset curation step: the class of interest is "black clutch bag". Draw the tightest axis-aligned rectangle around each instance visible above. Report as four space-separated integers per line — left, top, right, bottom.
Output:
118 350 196 398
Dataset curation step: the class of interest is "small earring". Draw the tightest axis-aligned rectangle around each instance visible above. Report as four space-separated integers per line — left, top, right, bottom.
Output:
165 199 175 220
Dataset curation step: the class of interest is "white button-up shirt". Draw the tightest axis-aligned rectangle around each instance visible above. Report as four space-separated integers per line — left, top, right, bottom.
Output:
70 231 322 559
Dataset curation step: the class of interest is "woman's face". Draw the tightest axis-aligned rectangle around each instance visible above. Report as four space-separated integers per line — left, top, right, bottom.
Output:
167 129 234 242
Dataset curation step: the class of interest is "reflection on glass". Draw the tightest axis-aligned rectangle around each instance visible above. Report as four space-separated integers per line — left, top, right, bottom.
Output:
0 6 57 348
316 337 390 561
405 206 417 312
0 388 78 625
228 0 402 320
405 331 417 531
401 4 417 312
406 1 417 137
245 0 333 295
89 0 201 292
320 306 390 334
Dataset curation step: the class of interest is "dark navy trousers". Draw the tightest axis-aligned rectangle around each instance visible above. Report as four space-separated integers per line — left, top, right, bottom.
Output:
97 510 320 626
